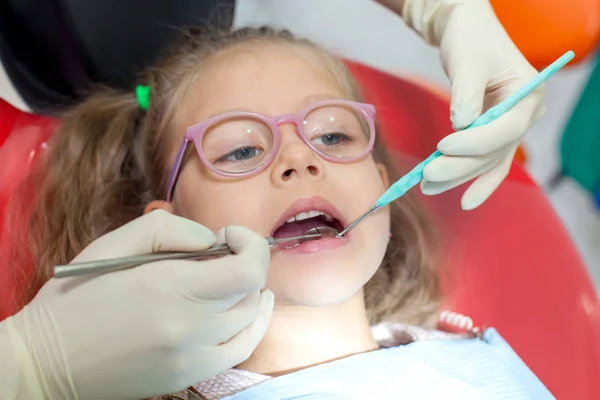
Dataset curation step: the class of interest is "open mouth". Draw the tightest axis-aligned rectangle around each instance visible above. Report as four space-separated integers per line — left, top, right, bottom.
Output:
270 197 348 252
273 210 344 240
271 210 345 251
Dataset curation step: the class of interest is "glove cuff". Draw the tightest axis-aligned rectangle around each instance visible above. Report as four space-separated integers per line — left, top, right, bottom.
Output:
7 306 79 399
402 0 475 45
0 316 47 398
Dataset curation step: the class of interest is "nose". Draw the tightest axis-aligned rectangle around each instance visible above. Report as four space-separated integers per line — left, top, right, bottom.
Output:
271 123 324 186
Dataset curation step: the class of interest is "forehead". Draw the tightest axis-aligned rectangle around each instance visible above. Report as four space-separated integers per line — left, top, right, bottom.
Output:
176 43 348 129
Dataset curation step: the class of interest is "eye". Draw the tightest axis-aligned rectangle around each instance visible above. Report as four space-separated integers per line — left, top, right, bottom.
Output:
216 146 263 163
312 132 354 147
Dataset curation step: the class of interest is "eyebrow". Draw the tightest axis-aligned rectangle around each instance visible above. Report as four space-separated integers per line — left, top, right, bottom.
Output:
206 94 342 119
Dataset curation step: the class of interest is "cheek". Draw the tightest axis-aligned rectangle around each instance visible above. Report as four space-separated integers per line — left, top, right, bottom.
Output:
344 161 390 268
352 161 385 192
173 166 272 234
326 161 391 276
333 160 387 217
369 207 391 255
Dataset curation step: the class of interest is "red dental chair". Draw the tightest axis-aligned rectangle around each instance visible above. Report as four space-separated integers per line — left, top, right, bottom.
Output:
1 63 599 400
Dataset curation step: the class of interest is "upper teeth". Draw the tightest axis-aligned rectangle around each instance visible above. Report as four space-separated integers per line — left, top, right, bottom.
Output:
286 210 333 223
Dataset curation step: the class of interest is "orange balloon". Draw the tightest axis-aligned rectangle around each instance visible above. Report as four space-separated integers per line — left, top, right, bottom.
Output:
491 0 600 68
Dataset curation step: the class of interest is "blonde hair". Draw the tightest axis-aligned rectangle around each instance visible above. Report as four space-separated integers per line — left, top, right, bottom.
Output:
14 27 440 326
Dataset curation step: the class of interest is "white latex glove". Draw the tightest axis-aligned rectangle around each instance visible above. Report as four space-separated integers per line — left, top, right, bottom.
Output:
0 210 274 400
377 0 546 209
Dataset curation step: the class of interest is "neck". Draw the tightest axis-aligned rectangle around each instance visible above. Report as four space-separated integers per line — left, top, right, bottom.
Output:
237 290 379 375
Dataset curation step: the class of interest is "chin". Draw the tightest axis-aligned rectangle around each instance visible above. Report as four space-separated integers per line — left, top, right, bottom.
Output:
271 279 364 307
267 250 379 307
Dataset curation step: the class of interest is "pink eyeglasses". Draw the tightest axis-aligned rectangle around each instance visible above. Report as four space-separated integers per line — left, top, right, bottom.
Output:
166 99 377 201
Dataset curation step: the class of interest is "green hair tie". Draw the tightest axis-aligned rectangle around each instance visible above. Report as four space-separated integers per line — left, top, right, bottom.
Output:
135 84 151 111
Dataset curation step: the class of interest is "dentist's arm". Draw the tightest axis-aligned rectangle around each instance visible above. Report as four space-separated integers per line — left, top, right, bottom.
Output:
377 0 545 210
0 211 273 400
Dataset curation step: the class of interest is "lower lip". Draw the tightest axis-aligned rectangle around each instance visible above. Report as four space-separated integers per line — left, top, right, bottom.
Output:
274 236 349 254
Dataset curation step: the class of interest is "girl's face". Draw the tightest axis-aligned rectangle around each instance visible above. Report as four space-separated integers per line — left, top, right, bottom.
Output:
159 45 391 305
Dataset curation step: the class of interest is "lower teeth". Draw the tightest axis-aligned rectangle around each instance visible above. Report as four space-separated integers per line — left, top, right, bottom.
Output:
282 243 302 250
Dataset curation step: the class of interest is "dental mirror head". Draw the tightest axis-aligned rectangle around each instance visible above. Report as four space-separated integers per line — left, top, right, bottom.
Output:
303 226 339 240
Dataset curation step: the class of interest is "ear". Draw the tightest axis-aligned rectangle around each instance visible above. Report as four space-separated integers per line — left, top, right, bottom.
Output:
144 200 174 215
376 163 390 188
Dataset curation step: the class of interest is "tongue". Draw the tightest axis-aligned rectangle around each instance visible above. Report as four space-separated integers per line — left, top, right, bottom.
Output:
273 216 330 239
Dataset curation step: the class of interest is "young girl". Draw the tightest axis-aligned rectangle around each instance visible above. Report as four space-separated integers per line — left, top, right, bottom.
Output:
19 27 551 399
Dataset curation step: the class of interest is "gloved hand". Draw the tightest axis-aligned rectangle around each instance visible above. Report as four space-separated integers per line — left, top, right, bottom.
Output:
0 210 274 400
377 0 546 209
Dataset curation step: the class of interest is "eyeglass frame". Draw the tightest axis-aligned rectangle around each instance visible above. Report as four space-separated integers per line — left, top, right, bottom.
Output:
166 99 377 202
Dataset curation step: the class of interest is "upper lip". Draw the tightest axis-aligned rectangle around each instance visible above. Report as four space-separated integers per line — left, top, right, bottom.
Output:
270 196 347 236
